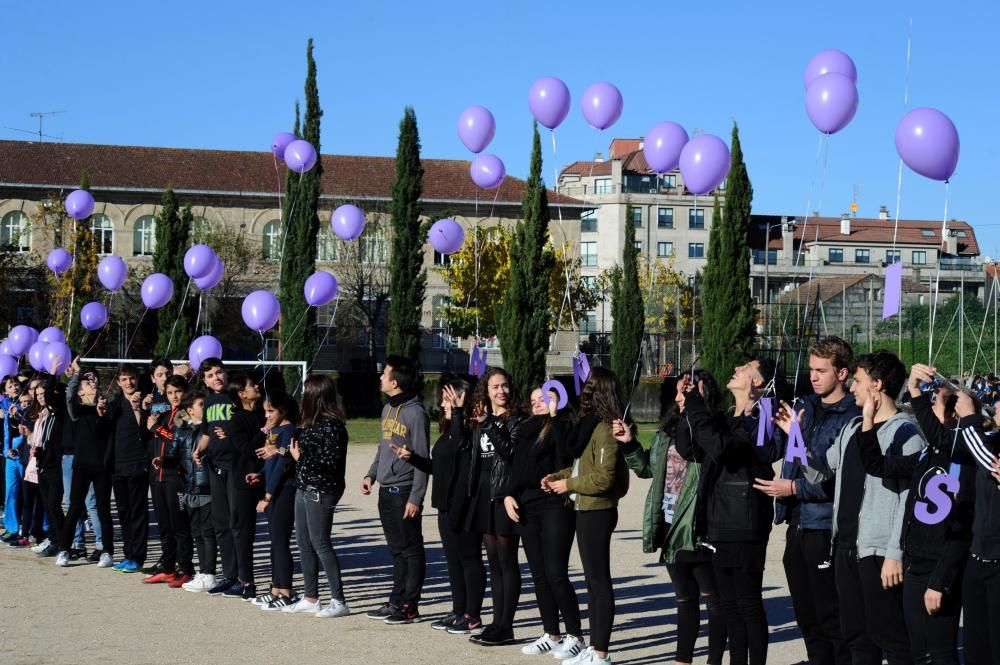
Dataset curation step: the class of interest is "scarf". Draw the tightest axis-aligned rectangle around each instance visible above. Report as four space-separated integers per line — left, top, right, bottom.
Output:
388 391 416 407
567 413 602 459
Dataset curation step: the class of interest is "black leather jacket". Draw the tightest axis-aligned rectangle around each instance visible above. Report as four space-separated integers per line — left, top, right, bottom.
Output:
176 422 211 496
466 412 524 501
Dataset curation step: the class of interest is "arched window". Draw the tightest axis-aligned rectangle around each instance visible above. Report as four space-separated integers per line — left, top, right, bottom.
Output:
262 219 282 260
133 215 156 256
0 211 29 252
190 216 212 242
316 226 337 262
90 214 114 255
360 227 386 264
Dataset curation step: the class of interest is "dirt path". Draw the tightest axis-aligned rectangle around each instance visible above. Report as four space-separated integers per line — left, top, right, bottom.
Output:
1 444 807 664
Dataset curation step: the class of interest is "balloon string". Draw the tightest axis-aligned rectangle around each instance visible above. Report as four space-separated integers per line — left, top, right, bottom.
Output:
308 294 341 374
890 18 913 253
122 308 150 359
277 308 310 362
194 292 203 337
274 169 305 295
928 180 950 363
164 278 192 359
549 127 580 359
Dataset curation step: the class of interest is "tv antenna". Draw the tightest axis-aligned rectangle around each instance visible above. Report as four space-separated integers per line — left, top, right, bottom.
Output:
4 110 65 141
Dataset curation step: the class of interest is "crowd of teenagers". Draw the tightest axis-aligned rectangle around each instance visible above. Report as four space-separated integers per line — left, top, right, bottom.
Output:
2 341 1000 665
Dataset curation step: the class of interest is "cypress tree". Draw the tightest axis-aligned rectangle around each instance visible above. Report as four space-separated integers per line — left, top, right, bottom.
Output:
497 122 554 395
279 38 323 379
386 107 426 362
700 123 755 383
610 220 644 391
152 187 196 357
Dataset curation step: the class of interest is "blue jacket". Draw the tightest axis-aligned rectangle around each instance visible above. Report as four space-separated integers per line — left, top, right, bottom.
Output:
774 392 860 529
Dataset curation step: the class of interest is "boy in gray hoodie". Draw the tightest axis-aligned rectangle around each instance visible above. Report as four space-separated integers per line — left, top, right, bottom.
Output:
361 355 430 624
799 351 926 665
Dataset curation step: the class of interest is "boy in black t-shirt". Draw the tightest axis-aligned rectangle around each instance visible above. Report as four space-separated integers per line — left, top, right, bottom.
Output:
191 358 239 595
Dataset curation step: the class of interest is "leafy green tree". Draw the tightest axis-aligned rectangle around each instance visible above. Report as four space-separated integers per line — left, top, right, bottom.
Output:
610 223 644 392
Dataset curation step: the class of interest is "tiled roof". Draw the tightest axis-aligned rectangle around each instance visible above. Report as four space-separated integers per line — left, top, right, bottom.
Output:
0 140 585 207
776 273 928 307
609 138 642 158
559 148 675 178
560 160 613 177
752 214 979 255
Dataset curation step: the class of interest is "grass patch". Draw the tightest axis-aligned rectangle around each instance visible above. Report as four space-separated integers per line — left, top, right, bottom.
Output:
346 418 660 447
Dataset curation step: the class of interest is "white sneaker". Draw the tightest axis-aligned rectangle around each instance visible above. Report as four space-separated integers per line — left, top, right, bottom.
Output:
97 552 114 568
562 646 593 665
523 634 562 655
552 635 584 659
31 538 51 553
183 573 216 592
55 551 70 567
282 598 320 614
316 599 350 618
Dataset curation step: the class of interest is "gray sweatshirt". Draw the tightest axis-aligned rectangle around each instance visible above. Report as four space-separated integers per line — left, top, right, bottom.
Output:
367 396 430 506
802 410 926 560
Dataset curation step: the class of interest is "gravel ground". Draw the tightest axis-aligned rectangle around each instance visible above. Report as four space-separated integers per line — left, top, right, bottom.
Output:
1 444 807 665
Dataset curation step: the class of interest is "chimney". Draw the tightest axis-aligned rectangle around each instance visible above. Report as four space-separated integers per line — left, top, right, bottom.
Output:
782 216 795 262
638 136 645 150
840 213 851 236
879 205 889 221
594 152 604 163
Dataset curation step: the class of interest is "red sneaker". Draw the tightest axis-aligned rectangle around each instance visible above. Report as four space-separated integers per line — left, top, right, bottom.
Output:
143 572 174 584
169 573 192 588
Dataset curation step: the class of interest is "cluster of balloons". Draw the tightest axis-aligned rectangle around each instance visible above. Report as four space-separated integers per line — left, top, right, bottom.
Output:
185 244 225 290
641 121 730 196
458 106 505 190
271 132 318 174
803 49 860 135
0 325 72 376
527 76 625 132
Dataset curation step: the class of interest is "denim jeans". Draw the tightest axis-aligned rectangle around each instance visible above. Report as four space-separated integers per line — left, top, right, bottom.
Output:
294 487 346 601
61 456 101 548
4 457 24 533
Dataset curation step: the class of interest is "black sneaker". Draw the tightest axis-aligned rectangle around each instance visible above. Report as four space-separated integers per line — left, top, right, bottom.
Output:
87 549 104 563
207 577 238 596
142 561 170 576
68 547 87 561
365 603 397 620
384 604 420 625
222 582 247 599
431 612 460 630
240 583 257 601
262 594 297 612
447 615 485 635
470 625 514 646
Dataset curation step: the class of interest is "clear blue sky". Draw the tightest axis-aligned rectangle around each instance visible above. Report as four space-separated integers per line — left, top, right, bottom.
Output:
3 1 998 252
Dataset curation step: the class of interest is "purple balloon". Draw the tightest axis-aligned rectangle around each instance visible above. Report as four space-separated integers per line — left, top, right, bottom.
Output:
28 342 49 373
189 335 223 370
643 122 690 173
803 49 858 90
64 189 95 221
141 273 174 309
241 290 281 332
0 354 17 380
98 256 128 291
304 271 339 307
80 301 109 331
45 342 71 376
331 204 366 241
429 219 465 255
46 248 73 275
194 258 224 290
184 244 217 280
0 339 14 357
26 327 38 345
528 76 571 130
470 154 506 190
7 325 34 357
38 327 65 345
679 134 731 195
895 108 960 182
581 82 623 131
805 72 859 135
457 105 496 153
271 132 297 161
284 139 318 173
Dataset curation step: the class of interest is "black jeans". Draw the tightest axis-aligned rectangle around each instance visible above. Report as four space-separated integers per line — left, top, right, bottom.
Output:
577 508 618 652
902 567 961 665
150 478 193 572
834 547 911 665
295 487 345 601
438 510 486 618
521 503 581 637
20 480 45 540
186 501 216 575
667 557 726 664
784 527 849 665
377 486 425 608
228 472 261 585
208 469 237 579
112 464 149 565
59 468 113 555
267 487 295 589
37 467 65 544
712 541 768 665
961 556 1000 665
483 531 521 632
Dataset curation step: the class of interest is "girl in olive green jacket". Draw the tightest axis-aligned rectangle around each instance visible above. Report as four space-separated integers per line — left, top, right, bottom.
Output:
543 367 629 665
